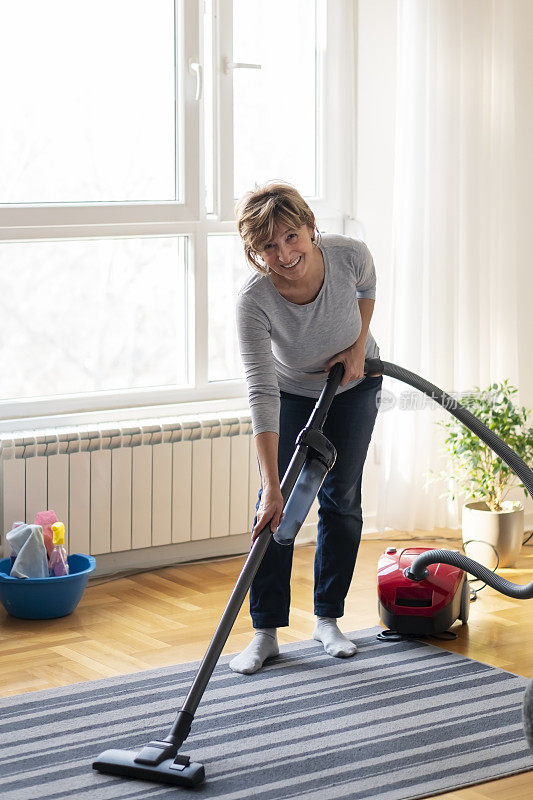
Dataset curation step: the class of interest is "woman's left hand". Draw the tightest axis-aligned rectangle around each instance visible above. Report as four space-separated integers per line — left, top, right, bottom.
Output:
325 340 366 387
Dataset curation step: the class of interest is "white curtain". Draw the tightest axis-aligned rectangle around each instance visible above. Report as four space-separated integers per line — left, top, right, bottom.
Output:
377 0 519 532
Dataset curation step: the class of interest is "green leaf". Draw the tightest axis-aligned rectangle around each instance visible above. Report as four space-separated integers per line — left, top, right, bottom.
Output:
425 379 531 504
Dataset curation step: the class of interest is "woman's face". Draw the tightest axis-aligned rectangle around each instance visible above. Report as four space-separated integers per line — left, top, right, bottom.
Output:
257 222 316 283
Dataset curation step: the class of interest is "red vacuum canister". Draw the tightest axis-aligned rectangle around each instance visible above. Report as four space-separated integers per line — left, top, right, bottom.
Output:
377 547 469 634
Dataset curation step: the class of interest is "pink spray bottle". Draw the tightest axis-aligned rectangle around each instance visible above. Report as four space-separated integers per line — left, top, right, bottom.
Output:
49 522 69 576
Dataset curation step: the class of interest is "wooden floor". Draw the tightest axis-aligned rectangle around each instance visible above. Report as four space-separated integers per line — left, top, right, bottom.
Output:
1 532 532 799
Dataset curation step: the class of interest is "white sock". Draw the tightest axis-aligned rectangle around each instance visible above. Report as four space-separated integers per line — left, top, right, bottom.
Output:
229 629 279 674
313 617 357 658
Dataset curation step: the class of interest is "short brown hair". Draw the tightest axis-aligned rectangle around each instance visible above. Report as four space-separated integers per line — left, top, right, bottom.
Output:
235 181 321 274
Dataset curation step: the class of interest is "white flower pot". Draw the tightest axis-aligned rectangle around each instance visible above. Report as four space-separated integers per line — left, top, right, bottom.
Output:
461 501 524 569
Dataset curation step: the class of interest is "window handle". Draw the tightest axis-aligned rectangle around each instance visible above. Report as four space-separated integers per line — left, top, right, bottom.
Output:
189 61 203 101
223 57 262 75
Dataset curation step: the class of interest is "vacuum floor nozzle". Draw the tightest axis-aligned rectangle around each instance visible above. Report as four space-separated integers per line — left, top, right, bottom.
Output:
92 749 205 787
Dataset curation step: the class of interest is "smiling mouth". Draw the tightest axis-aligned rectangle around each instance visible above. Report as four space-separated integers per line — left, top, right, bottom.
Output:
280 255 302 269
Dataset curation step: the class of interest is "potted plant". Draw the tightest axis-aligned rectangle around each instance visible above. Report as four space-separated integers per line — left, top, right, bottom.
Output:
436 380 533 568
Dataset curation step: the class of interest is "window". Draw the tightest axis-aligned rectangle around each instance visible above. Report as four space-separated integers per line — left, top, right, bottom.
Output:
0 237 188 399
1 0 178 204
231 0 319 199
0 0 355 426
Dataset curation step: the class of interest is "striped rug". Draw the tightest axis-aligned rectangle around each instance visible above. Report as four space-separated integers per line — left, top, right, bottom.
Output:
1 627 531 800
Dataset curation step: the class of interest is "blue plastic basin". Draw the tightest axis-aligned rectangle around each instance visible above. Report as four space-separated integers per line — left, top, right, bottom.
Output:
0 554 96 619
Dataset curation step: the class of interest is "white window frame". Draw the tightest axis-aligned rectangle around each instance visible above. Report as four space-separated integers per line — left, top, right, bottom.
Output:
0 0 356 432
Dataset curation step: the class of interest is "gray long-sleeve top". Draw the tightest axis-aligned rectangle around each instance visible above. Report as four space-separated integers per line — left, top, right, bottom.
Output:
236 233 380 435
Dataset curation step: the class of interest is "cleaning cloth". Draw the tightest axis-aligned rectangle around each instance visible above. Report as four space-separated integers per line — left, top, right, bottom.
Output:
34 510 58 558
6 524 49 579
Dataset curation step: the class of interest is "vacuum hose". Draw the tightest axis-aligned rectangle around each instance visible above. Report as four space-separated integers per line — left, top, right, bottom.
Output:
364 358 533 596
368 358 533 498
406 548 533 598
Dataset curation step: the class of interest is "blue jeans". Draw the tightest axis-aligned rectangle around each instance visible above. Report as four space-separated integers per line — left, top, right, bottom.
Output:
250 375 382 628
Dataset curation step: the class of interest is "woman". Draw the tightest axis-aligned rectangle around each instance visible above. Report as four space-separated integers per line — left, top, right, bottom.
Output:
231 182 381 674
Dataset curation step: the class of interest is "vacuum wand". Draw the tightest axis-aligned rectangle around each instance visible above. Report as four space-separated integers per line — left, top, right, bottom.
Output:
93 361 349 787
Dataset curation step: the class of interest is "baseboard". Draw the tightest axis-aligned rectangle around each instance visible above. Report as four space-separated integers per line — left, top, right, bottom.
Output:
91 521 319 578
91 533 251 578
88 512 533 579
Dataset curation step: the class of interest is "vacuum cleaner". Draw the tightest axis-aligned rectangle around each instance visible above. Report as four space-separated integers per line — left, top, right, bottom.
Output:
374 359 533 638
377 545 471 635
93 358 533 787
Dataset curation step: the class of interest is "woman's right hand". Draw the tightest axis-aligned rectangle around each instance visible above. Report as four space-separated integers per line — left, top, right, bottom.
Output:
252 484 284 542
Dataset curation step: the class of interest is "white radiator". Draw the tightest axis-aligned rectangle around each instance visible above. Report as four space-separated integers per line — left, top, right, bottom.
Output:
0 412 274 573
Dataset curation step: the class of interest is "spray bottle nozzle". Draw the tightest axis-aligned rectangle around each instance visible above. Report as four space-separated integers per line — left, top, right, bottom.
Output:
51 522 65 546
